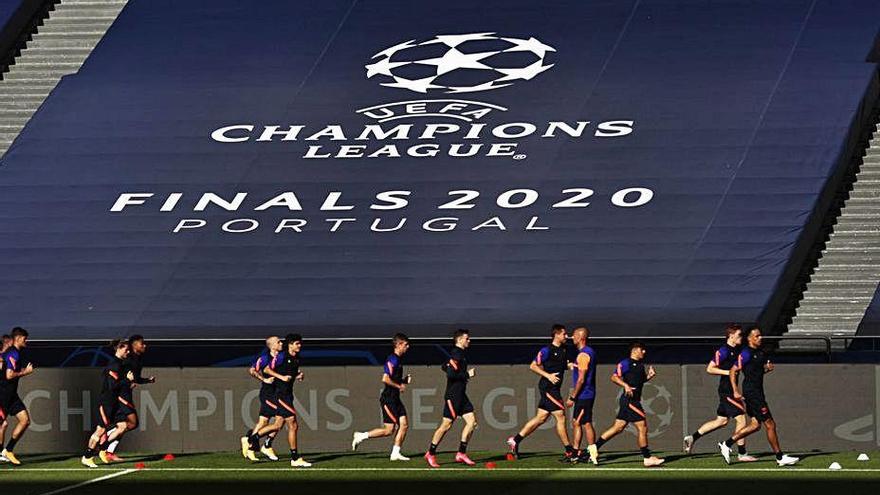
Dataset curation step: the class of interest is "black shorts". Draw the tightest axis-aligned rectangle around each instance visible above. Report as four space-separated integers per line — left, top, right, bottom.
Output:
443 393 474 420
258 388 279 418
716 394 746 418
275 393 297 419
538 388 565 413
745 395 772 422
0 393 26 417
94 400 119 429
572 398 595 425
380 395 407 424
114 394 137 421
616 396 647 423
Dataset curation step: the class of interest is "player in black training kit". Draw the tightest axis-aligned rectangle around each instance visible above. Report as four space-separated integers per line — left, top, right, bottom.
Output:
0 327 35 465
104 334 156 462
351 333 413 460
683 324 753 460
0 333 11 463
593 342 665 467
425 329 477 468
259 333 312 467
506 324 574 461
718 327 799 466
240 335 283 461
81 340 134 468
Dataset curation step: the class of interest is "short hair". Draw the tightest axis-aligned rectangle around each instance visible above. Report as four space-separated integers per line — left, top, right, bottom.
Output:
629 341 646 352
285 333 303 344
1 334 10 342
392 333 409 345
573 326 589 339
746 327 761 337
551 324 566 336
725 324 743 338
110 339 129 350
11 327 28 339
129 334 145 344
453 328 470 342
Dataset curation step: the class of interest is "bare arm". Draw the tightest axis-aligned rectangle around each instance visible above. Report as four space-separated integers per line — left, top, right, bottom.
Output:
729 366 742 399
530 361 560 384
264 366 290 382
706 360 729 376
611 372 634 397
6 363 33 380
568 353 590 402
382 373 405 392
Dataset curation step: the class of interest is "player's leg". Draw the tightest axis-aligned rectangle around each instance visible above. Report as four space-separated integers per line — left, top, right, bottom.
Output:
285 414 311 467
389 415 410 461
0 415 7 462
633 419 664 466
732 414 755 461
685 416 727 453
762 416 798 466
719 416 759 464
595 418 627 450
81 425 107 468
507 408 549 458
454 411 477 466
425 416 453 467
1 404 30 464
550 409 575 460
107 411 138 459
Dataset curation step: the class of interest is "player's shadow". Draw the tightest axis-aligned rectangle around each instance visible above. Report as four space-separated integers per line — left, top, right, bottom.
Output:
308 451 375 462
17 453 80 463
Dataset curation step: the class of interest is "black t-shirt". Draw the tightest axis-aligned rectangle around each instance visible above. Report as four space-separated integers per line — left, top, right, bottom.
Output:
99 357 127 403
737 346 769 397
442 347 469 398
535 343 567 391
615 357 647 402
381 353 405 400
273 352 301 397
712 344 740 396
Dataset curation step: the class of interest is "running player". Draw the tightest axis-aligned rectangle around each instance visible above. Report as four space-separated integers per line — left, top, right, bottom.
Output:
240 336 283 461
81 340 134 468
0 327 35 465
351 333 412 461
105 334 156 462
425 329 477 468
0 334 10 462
718 327 799 466
506 324 574 461
260 333 312 467
683 324 754 461
593 342 665 467
566 327 598 464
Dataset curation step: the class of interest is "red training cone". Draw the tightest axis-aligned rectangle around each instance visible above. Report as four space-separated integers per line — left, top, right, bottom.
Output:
505 453 516 461
163 454 175 461
485 462 497 469
134 462 146 470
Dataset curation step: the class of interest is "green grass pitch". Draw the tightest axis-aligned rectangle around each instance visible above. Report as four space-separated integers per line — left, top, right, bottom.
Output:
2 450 879 495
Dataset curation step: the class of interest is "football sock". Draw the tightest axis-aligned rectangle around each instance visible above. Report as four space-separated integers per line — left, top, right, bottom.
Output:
290 448 299 460
6 437 20 451
264 436 273 448
513 434 524 444
640 447 651 458
691 431 702 441
458 441 468 453
84 447 96 457
595 437 607 449
724 438 735 448
775 451 784 460
738 445 747 455
428 443 438 455
564 444 574 454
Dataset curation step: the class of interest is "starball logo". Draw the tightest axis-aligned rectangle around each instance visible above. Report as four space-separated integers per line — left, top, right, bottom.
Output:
111 33 652 235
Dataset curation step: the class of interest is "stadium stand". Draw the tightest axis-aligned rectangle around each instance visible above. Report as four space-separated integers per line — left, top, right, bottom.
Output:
0 0 878 340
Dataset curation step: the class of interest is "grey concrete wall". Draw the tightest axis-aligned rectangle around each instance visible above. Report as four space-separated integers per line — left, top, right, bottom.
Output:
7 364 879 454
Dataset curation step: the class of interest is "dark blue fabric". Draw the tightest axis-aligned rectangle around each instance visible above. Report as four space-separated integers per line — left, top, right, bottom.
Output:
857 285 880 335
0 0 878 338
0 0 23 32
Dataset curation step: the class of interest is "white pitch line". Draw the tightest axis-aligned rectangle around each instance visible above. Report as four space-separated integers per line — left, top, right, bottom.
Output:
36 468 137 495
10 467 880 473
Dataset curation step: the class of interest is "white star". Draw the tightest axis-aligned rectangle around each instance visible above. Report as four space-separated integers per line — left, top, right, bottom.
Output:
371 39 417 60
380 75 444 93
414 48 499 76
446 80 512 93
422 32 496 48
495 60 554 82
365 58 410 78
501 36 556 59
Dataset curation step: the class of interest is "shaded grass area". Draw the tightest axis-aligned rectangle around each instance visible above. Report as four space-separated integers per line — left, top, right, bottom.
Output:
1 450 878 495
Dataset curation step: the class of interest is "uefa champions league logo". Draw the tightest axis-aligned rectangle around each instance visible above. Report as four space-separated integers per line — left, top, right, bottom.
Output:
365 32 556 94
